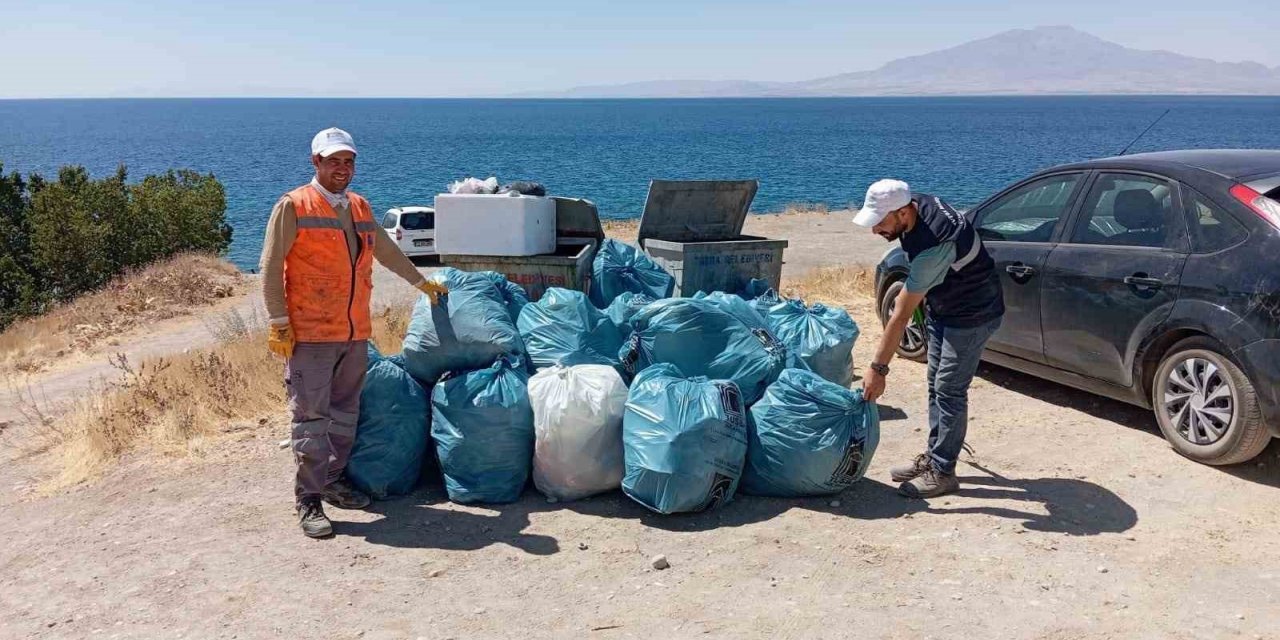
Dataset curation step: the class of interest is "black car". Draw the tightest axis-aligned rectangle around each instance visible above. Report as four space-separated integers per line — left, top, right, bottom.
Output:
875 149 1280 465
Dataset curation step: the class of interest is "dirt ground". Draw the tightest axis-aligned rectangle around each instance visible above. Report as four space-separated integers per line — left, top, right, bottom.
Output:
3 212 1279 639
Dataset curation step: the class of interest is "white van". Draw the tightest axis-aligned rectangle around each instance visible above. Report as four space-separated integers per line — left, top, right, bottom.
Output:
381 206 436 257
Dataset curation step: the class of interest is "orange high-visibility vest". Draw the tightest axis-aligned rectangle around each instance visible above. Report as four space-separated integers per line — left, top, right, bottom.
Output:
284 184 377 342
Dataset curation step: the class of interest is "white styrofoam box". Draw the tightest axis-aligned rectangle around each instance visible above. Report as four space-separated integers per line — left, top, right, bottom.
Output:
433 194 556 256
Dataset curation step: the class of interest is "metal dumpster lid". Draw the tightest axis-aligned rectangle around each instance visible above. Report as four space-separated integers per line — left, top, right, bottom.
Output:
552 197 605 244
636 180 759 246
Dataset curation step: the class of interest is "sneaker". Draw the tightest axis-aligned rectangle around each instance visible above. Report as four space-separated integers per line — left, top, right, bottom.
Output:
890 453 932 483
897 465 959 499
323 478 371 510
297 499 333 538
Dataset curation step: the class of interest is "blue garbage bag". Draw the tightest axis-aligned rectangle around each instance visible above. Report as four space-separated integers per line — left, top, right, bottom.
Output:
476 271 530 324
589 239 675 307
347 345 431 499
604 292 655 338
740 278 773 300
694 291 809 373
518 287 625 370
402 268 524 385
621 364 748 514
431 354 535 504
619 298 788 405
692 291 771 331
739 279 783 316
767 299 860 388
741 368 880 497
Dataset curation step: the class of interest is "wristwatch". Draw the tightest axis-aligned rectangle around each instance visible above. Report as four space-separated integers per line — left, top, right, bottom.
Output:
869 362 891 376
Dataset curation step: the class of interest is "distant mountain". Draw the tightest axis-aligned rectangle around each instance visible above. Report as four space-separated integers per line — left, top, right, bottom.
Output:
524 26 1280 98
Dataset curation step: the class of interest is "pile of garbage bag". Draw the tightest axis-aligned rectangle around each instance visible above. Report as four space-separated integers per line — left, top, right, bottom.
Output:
528 364 628 501
742 369 879 497
621 364 748 514
518 288 624 370
346 345 432 499
343 236 876 510
402 268 525 385
619 297 788 405
589 239 675 307
431 354 535 504
767 299 860 388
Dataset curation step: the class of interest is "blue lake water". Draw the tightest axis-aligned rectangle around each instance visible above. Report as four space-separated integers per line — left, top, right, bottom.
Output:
1 96 1278 269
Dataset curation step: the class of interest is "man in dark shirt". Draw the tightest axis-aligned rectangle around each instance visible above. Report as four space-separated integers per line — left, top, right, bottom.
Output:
853 179 1005 498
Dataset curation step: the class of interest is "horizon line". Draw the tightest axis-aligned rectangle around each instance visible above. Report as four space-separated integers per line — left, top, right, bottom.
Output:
4 92 1280 101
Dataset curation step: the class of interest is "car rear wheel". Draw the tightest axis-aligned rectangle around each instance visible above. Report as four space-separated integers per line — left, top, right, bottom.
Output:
879 278 927 363
1152 336 1270 465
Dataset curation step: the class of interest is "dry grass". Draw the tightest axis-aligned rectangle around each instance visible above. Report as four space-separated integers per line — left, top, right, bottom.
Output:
601 218 639 243
0 253 243 374
781 265 877 308
33 335 282 491
28 302 411 491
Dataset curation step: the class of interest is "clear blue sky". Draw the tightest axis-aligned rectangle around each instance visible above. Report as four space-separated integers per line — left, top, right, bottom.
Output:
1 0 1276 98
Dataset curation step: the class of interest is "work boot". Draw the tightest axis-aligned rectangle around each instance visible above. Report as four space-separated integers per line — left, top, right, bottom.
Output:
297 499 333 538
890 453 932 483
897 465 960 499
323 478 371 510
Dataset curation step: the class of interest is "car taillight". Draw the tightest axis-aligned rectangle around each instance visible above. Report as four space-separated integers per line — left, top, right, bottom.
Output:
396 228 403 241
1229 183 1280 230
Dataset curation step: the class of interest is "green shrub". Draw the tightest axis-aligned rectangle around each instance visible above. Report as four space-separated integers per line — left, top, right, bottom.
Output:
0 160 231 330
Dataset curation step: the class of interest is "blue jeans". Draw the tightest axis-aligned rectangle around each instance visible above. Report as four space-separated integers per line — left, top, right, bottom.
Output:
925 317 1002 475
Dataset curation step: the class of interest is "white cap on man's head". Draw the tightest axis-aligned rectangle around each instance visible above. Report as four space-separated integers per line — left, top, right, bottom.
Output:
852 179 911 227
311 127 357 158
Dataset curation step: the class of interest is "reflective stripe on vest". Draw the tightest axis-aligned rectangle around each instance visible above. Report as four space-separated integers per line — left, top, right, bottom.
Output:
951 233 983 272
283 184 377 342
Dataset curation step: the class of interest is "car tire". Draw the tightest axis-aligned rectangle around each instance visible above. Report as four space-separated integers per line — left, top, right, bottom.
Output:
1151 336 1270 466
878 278 927 363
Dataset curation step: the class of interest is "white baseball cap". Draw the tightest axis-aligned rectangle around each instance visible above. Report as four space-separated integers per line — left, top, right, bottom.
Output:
852 179 912 227
311 127 357 158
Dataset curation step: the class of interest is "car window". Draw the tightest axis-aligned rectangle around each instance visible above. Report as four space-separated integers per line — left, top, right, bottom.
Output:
975 173 1081 243
1183 188 1247 253
1070 173 1181 249
381 212 397 229
401 211 435 231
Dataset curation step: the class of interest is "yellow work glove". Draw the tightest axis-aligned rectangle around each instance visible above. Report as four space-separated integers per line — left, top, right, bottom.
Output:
267 323 295 359
417 280 449 306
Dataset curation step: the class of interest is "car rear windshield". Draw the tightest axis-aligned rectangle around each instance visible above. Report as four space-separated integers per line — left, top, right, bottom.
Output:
400 212 435 230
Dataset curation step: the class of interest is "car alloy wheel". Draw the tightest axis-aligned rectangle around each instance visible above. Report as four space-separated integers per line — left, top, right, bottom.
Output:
881 279 927 360
1162 356 1235 446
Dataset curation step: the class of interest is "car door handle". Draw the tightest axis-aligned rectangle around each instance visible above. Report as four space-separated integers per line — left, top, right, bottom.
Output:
1124 275 1165 289
1005 264 1037 278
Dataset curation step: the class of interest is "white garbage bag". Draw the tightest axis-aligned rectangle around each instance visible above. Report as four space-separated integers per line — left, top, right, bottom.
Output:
447 176 500 194
528 364 629 501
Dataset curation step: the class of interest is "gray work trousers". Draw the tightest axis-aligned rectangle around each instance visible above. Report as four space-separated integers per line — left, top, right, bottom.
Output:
287 340 368 503
925 317 1001 475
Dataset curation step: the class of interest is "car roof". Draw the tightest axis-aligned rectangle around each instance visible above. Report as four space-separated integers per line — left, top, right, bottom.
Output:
1051 149 1280 181
388 206 434 214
